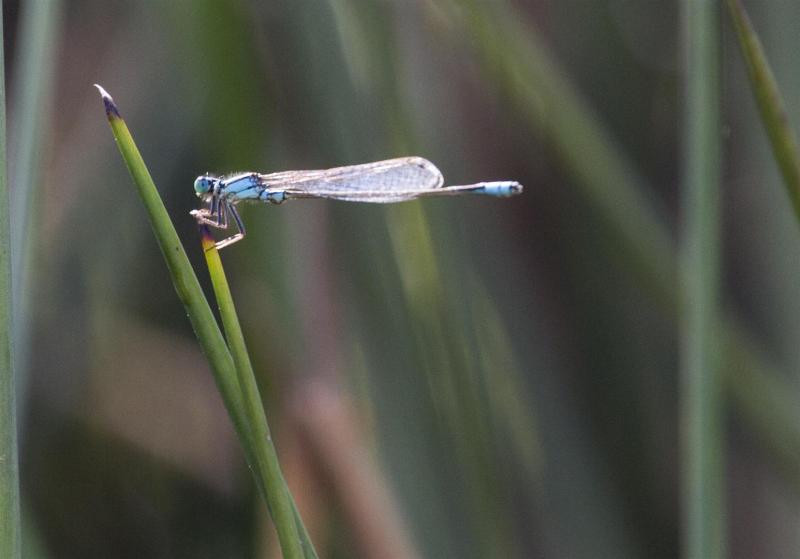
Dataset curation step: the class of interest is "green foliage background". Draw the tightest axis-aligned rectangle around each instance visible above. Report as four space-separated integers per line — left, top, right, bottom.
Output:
6 1 800 557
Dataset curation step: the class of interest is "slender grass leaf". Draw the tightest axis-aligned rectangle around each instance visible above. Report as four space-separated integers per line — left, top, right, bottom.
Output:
200 228 316 559
680 1 724 557
726 0 800 223
0 6 20 558
96 85 308 559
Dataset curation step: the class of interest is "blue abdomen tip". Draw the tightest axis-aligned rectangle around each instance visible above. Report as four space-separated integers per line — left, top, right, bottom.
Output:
480 181 523 197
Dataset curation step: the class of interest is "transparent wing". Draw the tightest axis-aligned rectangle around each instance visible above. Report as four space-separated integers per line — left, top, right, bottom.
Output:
259 157 445 202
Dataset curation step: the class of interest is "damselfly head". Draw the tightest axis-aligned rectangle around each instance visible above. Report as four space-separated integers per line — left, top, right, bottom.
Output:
194 175 216 198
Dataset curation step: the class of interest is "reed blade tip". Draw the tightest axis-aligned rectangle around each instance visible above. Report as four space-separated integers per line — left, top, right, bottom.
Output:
94 84 121 119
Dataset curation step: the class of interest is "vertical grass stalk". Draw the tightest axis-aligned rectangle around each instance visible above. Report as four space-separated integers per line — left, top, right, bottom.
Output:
0 6 21 558
9 0 61 406
680 2 724 558
199 229 315 559
433 0 800 493
9 0 62 421
96 86 308 559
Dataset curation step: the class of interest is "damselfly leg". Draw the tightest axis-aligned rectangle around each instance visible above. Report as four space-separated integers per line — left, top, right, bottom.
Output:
213 202 246 250
191 198 246 250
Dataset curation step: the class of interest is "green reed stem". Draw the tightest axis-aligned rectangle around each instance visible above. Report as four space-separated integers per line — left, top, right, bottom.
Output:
96 85 308 559
200 230 316 559
0 5 19 558
680 1 724 558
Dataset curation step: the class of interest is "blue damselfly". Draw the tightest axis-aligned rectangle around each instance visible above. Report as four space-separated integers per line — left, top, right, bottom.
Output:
191 157 522 249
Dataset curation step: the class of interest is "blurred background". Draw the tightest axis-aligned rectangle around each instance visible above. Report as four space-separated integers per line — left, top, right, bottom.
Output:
5 0 800 557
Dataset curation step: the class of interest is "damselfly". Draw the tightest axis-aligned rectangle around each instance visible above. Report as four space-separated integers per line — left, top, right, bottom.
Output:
191 156 522 249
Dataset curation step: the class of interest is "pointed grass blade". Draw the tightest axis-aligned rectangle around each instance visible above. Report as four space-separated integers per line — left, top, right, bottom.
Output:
96 85 308 559
726 0 800 223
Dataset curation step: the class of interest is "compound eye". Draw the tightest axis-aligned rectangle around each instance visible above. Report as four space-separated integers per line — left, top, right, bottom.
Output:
194 176 213 195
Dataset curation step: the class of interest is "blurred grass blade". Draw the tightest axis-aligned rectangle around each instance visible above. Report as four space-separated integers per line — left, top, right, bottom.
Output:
9 1 62 403
331 3 540 553
433 0 800 491
724 320 800 493
726 0 800 223
200 230 315 559
387 203 517 557
0 6 20 558
8 3 61 556
95 85 306 559
470 278 542 482
680 1 724 557
444 0 675 306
